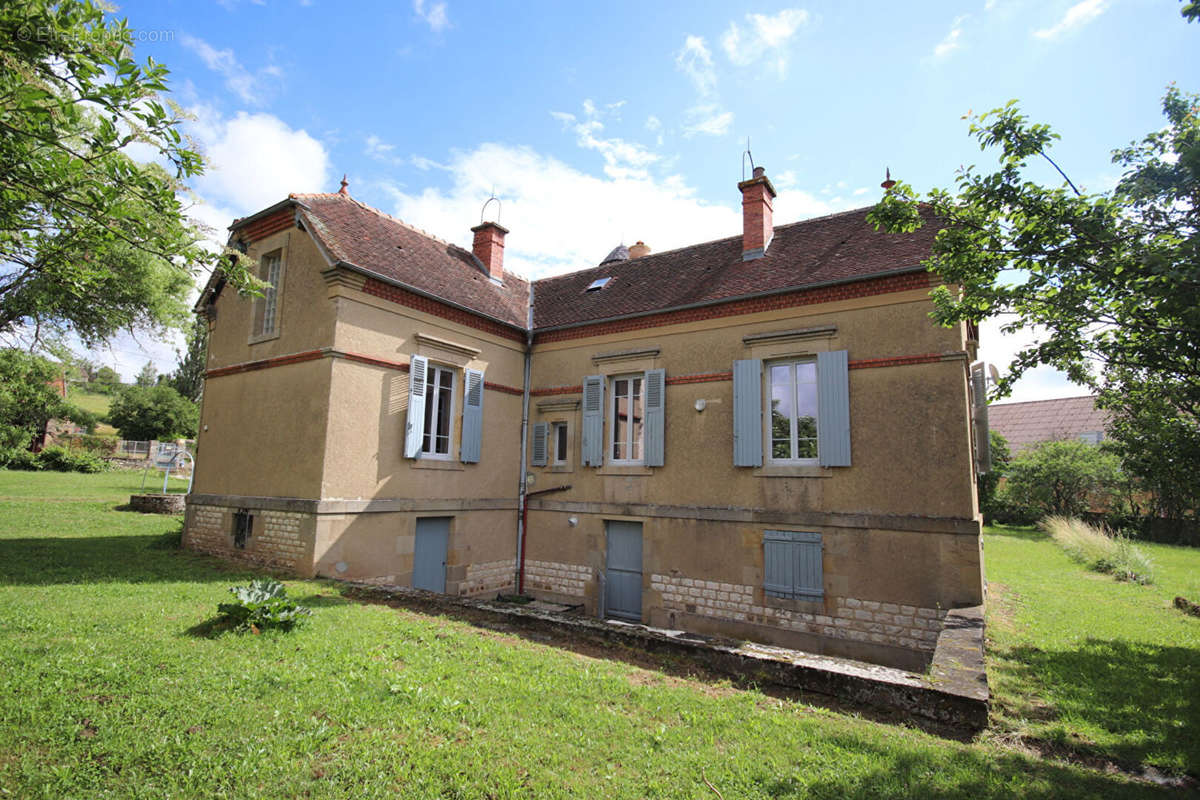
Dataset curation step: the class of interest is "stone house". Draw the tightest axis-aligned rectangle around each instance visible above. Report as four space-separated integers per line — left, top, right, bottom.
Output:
185 167 986 671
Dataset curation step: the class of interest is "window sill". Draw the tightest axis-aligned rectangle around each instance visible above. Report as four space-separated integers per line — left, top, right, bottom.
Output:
763 593 825 612
548 463 574 474
247 331 280 346
412 458 464 471
598 464 652 476
753 464 832 478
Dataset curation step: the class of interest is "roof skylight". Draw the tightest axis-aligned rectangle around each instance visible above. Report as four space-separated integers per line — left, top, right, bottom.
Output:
585 277 612 292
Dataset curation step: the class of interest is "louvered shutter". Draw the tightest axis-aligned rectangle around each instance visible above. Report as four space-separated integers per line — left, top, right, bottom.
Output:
531 421 548 467
404 355 428 459
643 368 665 467
732 359 763 467
817 350 851 467
581 375 604 467
764 531 823 599
460 368 484 463
971 362 990 475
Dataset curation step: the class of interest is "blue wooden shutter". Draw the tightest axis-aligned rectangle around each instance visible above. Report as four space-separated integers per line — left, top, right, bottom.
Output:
531 421 548 467
970 362 991 475
732 359 763 467
764 530 823 599
404 355 428 459
460 368 484 463
817 350 851 467
581 375 604 467
643 368 665 467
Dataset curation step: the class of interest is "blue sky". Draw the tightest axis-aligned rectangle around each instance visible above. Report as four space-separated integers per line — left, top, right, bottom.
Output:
88 0 1197 401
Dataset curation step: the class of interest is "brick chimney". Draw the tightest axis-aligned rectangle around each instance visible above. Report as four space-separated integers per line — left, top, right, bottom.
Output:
738 165 777 261
470 221 508 283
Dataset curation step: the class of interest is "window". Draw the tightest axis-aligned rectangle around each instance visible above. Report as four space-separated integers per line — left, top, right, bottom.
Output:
767 360 819 463
552 422 569 465
763 530 823 600
252 250 283 338
421 365 455 457
586 277 612 292
232 510 253 549
1078 431 1103 445
609 374 644 463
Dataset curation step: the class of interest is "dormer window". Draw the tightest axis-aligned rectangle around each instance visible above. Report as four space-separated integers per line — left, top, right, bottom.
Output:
586 277 612 292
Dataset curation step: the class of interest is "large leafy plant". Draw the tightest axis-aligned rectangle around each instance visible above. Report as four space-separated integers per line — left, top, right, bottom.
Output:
217 578 311 633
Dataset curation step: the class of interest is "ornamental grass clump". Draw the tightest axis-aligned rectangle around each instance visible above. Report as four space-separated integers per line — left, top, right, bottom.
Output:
217 578 311 632
1042 516 1155 585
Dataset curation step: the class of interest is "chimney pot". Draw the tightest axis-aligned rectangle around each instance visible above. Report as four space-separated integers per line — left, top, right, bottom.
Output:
628 241 651 259
738 166 777 261
470 221 509 283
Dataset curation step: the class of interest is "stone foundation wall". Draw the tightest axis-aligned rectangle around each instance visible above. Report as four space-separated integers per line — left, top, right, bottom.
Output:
651 574 946 652
460 559 513 596
184 503 314 574
524 559 590 598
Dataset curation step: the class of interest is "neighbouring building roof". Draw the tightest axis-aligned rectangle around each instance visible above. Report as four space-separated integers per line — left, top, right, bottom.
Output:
531 207 941 330
988 395 1110 454
227 194 942 334
292 193 531 329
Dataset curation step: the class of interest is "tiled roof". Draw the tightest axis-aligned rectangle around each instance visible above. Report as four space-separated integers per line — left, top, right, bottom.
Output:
291 193 530 329
988 396 1110 454
229 194 941 334
531 207 941 330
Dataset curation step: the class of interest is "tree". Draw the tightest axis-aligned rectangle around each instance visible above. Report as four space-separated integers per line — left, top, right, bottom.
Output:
1005 440 1124 519
168 315 208 402
107 384 197 441
92 365 120 393
0 0 257 347
0 348 77 461
978 430 1011 523
868 86 1200 413
135 360 157 387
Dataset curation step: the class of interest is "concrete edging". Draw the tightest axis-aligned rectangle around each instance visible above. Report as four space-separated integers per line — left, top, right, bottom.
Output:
349 584 989 733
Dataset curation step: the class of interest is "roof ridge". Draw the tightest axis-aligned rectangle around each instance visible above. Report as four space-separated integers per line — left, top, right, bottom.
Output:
991 395 1098 407
532 203 882 286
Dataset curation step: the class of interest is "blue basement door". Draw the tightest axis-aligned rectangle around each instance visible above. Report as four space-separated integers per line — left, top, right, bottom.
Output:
605 520 643 622
413 517 450 593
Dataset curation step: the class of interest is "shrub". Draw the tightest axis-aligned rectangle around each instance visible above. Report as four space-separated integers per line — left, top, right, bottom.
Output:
35 445 108 473
1006 440 1124 519
64 435 118 457
1043 516 1154 584
3 449 41 471
217 579 311 633
988 484 1043 527
108 384 198 441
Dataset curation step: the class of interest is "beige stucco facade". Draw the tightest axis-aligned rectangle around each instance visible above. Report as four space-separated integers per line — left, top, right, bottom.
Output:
185 202 984 671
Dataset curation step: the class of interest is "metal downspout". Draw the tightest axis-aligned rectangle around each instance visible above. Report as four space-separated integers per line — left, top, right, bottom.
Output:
515 284 534 593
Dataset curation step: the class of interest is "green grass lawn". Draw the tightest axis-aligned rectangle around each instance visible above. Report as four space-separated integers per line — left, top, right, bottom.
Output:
984 524 1200 776
66 388 119 436
0 472 1179 798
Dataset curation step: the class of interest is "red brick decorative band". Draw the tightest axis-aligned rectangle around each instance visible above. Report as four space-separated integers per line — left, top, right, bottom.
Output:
206 348 524 395
666 372 733 385
534 271 934 345
237 208 294 243
362 278 526 343
530 384 583 397
849 353 945 370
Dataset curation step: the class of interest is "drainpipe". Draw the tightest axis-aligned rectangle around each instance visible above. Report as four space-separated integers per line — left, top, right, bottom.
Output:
515 284 534 594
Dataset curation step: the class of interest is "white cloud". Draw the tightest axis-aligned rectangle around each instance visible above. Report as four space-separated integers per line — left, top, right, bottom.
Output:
721 8 809 75
933 15 968 59
180 34 277 105
675 35 734 138
549 101 660 179
683 105 733 137
676 35 717 97
1033 0 1107 40
413 0 450 32
978 316 1089 403
365 134 397 161
645 115 662 132
186 107 330 227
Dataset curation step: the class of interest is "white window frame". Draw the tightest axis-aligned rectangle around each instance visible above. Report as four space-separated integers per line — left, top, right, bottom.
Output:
608 373 645 465
421 364 456 459
551 421 569 465
765 358 820 466
250 249 284 342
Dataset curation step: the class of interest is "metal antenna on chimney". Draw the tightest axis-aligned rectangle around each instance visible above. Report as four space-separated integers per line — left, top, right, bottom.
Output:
741 138 756 181
480 187 501 225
